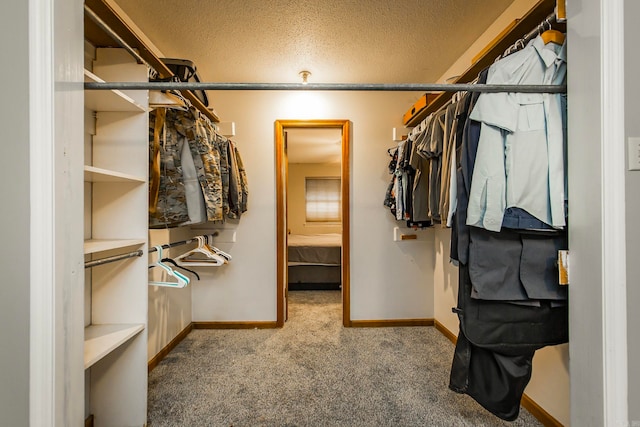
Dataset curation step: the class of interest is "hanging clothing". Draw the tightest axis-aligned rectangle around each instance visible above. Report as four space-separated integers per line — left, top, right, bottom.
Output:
149 108 191 228
446 37 569 420
234 142 249 215
179 129 207 224
410 118 432 222
174 110 224 223
193 118 224 222
439 101 459 226
214 133 231 219
226 139 248 219
468 227 568 301
385 138 414 221
149 108 249 228
449 263 568 421
450 68 488 264
466 36 568 232
383 147 398 217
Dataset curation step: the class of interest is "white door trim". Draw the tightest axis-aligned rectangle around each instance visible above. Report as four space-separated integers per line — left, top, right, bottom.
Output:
29 0 55 425
600 0 629 424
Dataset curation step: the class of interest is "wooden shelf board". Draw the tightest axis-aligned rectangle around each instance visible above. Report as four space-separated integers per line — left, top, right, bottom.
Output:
84 0 219 122
84 238 146 254
84 165 145 183
84 323 145 369
84 69 146 112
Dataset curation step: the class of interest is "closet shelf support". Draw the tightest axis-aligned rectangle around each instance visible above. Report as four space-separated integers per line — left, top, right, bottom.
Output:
84 82 567 93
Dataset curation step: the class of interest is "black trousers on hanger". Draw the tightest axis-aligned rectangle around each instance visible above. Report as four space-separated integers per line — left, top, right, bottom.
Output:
449 264 568 421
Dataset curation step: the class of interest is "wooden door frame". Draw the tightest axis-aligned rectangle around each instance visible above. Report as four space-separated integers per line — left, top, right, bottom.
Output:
275 119 351 327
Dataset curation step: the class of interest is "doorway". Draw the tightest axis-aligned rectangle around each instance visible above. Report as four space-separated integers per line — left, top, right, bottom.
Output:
275 120 351 327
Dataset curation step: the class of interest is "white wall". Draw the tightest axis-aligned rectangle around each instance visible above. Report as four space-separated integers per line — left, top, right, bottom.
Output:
288 162 342 235
624 0 640 422
567 0 606 425
191 90 435 322
1 1 31 424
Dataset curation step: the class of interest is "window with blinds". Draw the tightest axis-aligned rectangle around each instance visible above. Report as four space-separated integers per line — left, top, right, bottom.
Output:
305 177 341 222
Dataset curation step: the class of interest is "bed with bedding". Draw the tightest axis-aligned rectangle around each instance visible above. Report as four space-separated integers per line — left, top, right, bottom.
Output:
287 233 342 290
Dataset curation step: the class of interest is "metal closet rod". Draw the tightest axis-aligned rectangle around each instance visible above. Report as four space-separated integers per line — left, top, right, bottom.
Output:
84 5 564 94
84 81 566 93
84 232 220 269
148 232 220 253
85 250 143 269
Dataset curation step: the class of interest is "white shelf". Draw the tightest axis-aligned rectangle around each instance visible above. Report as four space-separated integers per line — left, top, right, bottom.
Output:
84 324 145 369
82 48 149 426
84 69 146 112
84 239 146 255
84 165 145 183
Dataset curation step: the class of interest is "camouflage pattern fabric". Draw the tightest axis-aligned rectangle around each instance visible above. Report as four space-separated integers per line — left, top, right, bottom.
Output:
200 120 224 221
149 109 190 228
175 111 224 222
149 107 248 227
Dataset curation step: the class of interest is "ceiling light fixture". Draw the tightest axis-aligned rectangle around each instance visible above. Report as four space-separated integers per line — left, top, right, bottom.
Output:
299 70 311 85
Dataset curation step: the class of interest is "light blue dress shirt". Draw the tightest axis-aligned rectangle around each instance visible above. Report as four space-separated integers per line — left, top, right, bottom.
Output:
466 35 567 232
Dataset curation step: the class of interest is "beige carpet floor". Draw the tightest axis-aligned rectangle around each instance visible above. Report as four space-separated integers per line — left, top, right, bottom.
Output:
147 290 543 426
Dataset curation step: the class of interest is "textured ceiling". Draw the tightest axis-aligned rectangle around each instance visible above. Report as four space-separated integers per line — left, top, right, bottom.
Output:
286 128 342 164
112 0 515 85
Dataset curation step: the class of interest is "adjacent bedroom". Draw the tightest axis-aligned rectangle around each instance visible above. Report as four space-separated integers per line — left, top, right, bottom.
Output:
286 128 343 291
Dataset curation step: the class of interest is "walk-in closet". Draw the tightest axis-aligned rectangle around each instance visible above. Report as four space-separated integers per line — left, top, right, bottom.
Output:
2 0 639 426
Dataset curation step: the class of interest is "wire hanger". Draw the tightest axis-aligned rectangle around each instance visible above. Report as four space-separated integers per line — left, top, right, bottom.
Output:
149 245 190 288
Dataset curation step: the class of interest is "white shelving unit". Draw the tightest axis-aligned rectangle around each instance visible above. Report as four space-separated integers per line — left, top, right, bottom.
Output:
84 69 146 112
84 324 145 369
84 165 145 183
84 48 149 427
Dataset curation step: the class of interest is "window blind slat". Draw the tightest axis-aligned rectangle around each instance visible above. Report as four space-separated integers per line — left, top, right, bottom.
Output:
305 177 341 222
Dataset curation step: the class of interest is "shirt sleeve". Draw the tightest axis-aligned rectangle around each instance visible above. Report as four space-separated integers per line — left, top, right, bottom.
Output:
465 122 507 232
468 62 520 132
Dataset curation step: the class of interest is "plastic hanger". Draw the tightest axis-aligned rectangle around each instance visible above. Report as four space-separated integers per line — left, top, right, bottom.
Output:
148 257 201 279
540 19 565 45
149 245 190 288
204 234 232 262
151 258 201 280
175 236 225 267
541 29 565 45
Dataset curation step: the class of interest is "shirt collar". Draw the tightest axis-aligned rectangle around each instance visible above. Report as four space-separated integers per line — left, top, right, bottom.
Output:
532 35 566 67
